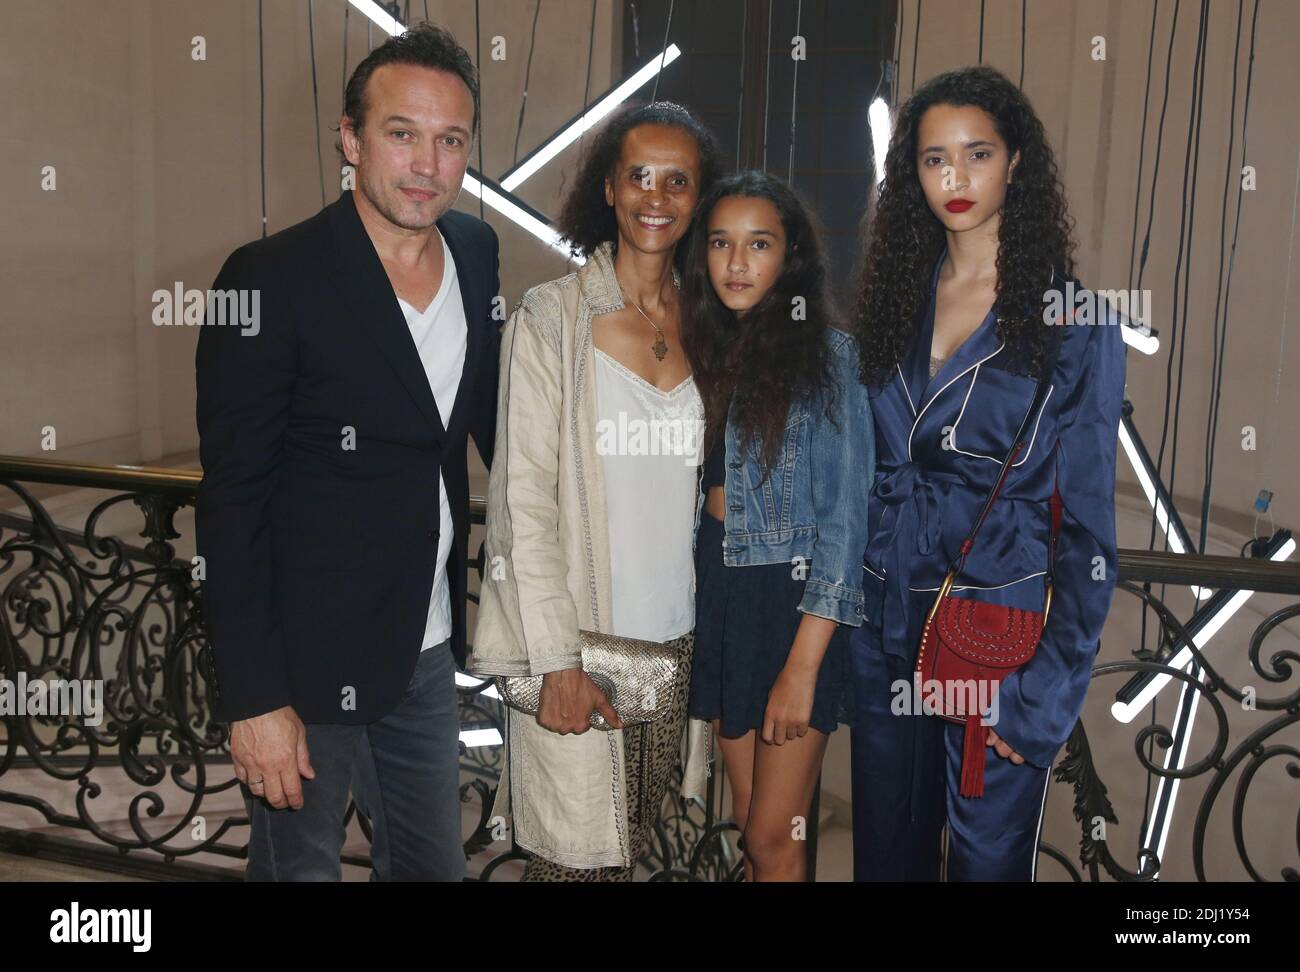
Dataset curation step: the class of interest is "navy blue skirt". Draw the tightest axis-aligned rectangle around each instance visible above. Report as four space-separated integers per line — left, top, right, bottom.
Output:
688 511 855 738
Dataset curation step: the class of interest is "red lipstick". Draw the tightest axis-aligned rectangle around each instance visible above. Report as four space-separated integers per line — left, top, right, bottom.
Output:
945 199 975 213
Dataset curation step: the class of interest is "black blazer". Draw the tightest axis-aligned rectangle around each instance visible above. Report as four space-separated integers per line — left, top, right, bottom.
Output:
195 190 501 724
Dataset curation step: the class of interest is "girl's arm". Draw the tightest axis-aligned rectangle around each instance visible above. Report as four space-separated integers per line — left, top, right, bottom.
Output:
766 331 876 742
797 331 877 627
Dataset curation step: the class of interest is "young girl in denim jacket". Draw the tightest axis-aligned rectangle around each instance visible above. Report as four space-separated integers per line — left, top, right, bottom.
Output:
681 171 874 882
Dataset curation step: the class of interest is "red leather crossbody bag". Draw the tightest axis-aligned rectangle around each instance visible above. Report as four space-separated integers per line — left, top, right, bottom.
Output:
914 337 1063 798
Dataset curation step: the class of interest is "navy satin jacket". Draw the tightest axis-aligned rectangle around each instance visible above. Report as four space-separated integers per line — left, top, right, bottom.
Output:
859 252 1127 768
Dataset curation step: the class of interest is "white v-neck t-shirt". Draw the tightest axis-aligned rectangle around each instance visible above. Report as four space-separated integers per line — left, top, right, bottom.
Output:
396 228 466 651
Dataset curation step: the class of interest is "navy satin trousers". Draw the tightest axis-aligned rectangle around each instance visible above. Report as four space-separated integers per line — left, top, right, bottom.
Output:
848 624 1053 881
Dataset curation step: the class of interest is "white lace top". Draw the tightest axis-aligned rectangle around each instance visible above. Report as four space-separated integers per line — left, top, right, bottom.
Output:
592 347 704 643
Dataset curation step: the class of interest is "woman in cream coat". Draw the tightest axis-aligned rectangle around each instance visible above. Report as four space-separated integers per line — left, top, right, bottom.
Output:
470 102 723 880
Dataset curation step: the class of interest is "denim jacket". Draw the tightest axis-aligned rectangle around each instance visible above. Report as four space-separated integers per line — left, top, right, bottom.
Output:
695 326 875 626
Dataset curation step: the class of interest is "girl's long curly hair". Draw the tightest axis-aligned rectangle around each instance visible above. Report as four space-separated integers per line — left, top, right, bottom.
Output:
853 65 1075 387
681 171 839 475
554 100 724 266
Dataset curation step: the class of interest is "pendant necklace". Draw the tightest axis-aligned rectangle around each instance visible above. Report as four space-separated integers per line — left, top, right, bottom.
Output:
622 290 670 362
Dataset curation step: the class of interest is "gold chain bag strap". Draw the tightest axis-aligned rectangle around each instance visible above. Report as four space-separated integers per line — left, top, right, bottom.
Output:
496 630 681 731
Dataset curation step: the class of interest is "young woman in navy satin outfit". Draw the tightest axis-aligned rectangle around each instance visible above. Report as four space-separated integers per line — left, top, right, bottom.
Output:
848 66 1126 881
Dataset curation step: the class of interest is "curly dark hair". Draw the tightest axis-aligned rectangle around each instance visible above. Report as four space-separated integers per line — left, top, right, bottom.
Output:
852 65 1075 387
681 171 839 476
554 101 724 263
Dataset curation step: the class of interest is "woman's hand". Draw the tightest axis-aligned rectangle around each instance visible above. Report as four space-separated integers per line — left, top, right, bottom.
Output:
759 618 837 748
986 727 1026 765
762 614 837 745
538 668 623 734
762 666 816 745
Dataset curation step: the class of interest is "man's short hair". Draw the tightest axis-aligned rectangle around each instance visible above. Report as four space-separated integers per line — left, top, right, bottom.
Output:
341 22 479 148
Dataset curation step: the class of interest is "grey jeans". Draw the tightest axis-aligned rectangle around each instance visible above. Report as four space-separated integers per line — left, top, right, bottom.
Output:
244 639 465 881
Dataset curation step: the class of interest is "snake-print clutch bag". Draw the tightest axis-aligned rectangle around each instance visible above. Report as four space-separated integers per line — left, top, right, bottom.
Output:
497 629 681 731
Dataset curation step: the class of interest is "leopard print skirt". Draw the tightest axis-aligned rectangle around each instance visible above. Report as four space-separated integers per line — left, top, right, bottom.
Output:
521 631 694 882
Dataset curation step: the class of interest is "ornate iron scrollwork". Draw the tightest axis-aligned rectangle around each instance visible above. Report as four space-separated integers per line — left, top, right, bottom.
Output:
4 458 1295 881
0 464 731 880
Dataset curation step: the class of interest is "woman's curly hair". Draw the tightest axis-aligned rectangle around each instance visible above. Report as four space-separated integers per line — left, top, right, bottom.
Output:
681 171 839 476
554 100 724 264
853 65 1075 387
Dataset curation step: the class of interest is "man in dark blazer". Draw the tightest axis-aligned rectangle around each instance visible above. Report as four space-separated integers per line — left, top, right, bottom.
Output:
195 24 500 881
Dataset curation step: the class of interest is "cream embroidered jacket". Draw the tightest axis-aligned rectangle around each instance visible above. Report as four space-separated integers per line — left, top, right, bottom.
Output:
469 241 709 869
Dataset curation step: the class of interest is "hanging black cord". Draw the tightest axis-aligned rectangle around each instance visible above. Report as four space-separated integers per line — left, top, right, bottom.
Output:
511 1 543 166
258 0 267 238
650 0 676 105
1136 6 1205 716
342 0 349 101
1154 0 1210 535
1132 0 1181 730
1018 0 1025 87
1127 0 1160 289
891 0 903 106
562 0 598 215
1131 3 1203 845
1134 0 1181 297
1206 0 1262 543
1141 3 1212 859
475 0 485 221
734 0 748 169
1198 0 1250 553
580 0 597 151
911 0 921 95
762 0 772 170
582 0 597 113
788 0 802 183
977 0 984 64
1128 0 1162 841
1139 11 1210 852
308 0 326 207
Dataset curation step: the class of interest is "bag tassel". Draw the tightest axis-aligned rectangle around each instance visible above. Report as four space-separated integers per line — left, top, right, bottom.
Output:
960 717 987 798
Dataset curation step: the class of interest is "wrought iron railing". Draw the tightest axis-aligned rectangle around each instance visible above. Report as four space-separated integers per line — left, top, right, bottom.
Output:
1041 536 1300 882
0 453 735 880
1 452 1296 881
